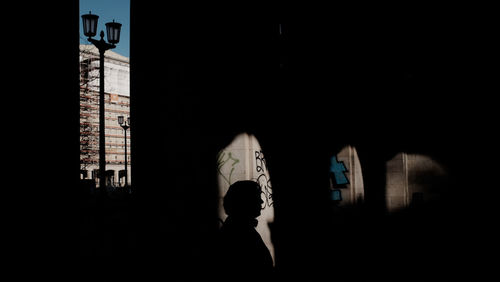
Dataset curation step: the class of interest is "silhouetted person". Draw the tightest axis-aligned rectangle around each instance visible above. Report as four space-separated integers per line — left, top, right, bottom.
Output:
218 180 274 281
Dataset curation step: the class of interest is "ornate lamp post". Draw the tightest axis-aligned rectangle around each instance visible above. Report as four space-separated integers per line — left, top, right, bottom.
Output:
117 116 130 188
81 12 121 192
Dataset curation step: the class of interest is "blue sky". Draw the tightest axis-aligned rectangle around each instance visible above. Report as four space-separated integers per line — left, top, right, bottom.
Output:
80 0 130 57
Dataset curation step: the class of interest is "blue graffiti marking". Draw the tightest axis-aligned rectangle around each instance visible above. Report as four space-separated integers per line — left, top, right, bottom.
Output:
331 189 342 201
330 156 349 185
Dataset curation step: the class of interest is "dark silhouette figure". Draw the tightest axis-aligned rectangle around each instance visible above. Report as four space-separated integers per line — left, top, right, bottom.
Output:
218 180 274 280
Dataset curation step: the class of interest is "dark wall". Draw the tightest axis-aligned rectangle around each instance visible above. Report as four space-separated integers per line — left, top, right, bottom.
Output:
102 4 497 281
4 1 81 261
5 0 493 278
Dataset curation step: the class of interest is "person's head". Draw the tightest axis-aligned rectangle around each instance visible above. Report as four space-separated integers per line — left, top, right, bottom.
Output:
223 180 263 219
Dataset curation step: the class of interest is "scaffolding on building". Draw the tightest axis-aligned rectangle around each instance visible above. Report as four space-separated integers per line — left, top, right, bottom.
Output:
79 46 100 179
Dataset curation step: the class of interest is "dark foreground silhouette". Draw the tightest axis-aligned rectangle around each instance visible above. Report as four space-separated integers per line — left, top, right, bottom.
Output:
217 180 274 281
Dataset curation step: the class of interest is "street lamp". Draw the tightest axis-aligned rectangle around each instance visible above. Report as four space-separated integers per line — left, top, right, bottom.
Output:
81 11 122 192
118 116 130 188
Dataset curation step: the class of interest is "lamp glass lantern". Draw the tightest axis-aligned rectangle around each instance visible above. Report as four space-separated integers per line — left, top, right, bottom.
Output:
106 20 122 45
118 115 124 125
81 12 99 38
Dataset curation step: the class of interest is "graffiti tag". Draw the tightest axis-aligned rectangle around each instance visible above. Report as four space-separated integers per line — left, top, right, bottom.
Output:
255 150 273 208
217 151 240 186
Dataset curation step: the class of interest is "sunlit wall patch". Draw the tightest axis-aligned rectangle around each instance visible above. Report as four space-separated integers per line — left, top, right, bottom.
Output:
216 133 275 264
385 153 448 212
329 145 365 206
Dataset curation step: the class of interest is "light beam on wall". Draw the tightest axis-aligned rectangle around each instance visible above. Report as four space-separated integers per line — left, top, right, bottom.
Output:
330 145 365 206
216 133 275 264
385 153 448 212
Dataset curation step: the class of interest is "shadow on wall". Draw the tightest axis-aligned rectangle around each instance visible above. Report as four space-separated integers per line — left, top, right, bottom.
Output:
328 146 450 213
325 149 456 281
212 140 457 281
216 132 276 264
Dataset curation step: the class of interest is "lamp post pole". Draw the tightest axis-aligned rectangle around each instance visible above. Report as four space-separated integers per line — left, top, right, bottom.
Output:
94 32 115 191
124 125 128 187
81 12 121 193
118 116 130 188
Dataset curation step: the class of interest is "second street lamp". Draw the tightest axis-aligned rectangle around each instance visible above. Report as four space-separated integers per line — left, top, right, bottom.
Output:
81 12 121 193
118 116 130 188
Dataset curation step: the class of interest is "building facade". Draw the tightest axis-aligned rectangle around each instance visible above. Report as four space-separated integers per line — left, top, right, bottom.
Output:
79 44 131 188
